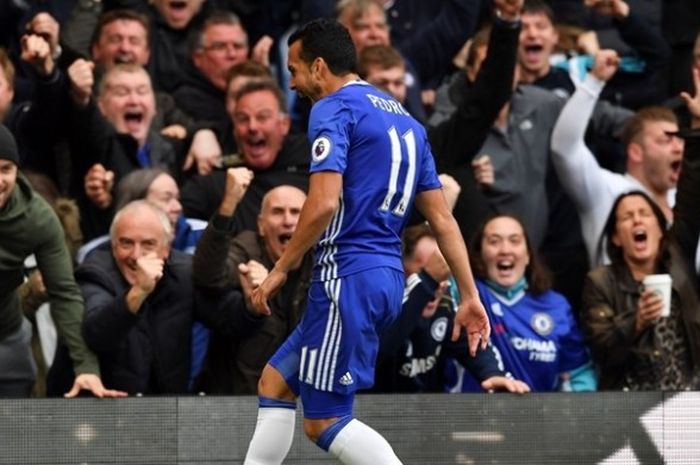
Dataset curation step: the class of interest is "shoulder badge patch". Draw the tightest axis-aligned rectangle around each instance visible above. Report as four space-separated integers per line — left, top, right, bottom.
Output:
311 136 332 162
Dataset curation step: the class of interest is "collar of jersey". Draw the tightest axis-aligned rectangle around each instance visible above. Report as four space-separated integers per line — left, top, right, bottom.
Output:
485 277 528 305
342 79 370 88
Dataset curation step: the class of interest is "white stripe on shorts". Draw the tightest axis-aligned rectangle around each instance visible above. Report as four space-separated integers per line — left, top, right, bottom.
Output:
314 278 342 391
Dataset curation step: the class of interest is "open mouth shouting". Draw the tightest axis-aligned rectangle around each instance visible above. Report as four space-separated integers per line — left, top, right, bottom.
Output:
521 43 546 66
669 159 682 183
244 135 268 154
495 258 516 277
123 108 145 134
631 228 648 251
163 0 193 26
279 233 293 246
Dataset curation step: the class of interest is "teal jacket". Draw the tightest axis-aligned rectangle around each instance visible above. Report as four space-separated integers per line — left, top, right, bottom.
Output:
0 174 99 375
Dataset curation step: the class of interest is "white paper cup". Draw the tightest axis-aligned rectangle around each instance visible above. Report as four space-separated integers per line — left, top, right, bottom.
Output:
643 274 672 317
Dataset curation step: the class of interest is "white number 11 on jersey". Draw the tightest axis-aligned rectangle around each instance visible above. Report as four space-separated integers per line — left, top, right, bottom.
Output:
380 126 416 217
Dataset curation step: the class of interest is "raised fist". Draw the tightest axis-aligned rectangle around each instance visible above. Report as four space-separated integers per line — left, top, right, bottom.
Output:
26 13 60 54
471 154 494 189
590 49 620 82
21 34 54 76
134 252 165 295
84 163 115 209
67 59 95 107
218 167 254 216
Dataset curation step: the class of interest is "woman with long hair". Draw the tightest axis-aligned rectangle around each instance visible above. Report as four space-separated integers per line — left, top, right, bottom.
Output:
451 214 596 392
581 130 700 390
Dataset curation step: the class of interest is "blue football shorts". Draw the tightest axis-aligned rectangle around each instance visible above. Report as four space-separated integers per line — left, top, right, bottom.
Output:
269 266 404 418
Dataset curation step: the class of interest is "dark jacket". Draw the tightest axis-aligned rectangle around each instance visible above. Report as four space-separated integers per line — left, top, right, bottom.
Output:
193 225 312 394
181 132 310 229
535 9 670 110
69 100 183 240
144 5 199 93
372 271 504 393
77 249 261 394
581 130 700 389
172 65 228 124
391 0 481 89
428 16 520 243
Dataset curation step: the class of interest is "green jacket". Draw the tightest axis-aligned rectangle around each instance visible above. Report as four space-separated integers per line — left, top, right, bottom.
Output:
0 174 99 375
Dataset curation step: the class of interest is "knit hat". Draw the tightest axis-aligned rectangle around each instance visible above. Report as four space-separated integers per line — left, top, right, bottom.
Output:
0 124 19 165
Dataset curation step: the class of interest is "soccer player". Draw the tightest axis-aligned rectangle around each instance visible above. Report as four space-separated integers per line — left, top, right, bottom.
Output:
243 19 489 465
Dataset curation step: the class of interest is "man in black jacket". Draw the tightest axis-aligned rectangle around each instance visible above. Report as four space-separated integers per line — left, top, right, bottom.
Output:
173 10 250 123
76 200 262 394
180 79 309 230
193 184 311 394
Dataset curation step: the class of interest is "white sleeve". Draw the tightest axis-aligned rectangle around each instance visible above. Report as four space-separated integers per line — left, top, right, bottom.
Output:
550 74 612 215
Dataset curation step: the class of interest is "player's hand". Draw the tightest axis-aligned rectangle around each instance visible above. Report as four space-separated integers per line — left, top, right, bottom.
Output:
590 49 620 82
135 252 165 295
218 167 254 215
64 374 128 398
184 129 222 175
471 154 494 189
84 163 114 209
452 297 490 356
481 376 530 394
250 268 287 316
67 58 95 107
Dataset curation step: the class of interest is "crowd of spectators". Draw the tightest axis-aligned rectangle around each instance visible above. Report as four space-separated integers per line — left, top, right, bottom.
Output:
1 0 699 397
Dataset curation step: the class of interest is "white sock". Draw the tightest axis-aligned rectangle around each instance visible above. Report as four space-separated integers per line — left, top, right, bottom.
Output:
243 407 296 465
328 419 403 465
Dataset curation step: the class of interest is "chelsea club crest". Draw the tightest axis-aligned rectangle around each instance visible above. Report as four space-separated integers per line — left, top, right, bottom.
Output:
530 313 554 336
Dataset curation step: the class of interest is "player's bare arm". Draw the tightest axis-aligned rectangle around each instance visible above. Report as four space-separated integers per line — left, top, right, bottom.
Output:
414 188 490 356
251 171 342 314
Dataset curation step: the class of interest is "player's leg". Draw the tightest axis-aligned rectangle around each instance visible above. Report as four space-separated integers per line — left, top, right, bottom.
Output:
299 270 405 464
302 390 403 465
243 327 302 465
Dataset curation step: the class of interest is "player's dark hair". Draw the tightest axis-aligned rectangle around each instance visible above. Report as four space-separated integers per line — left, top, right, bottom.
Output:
288 19 356 75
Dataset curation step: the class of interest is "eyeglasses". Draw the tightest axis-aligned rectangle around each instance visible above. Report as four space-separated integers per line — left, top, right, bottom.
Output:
202 41 247 53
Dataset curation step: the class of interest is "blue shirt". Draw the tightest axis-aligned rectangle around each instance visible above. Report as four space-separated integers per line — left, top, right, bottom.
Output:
307 81 441 281
450 280 591 392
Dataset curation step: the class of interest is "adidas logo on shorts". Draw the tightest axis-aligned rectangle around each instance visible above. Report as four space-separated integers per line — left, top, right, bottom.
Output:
339 372 354 386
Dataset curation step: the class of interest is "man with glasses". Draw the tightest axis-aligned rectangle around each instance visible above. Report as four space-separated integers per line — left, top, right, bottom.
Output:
173 11 251 123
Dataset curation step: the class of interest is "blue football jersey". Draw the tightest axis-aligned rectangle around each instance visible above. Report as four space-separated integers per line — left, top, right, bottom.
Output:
307 81 441 281
450 280 591 392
